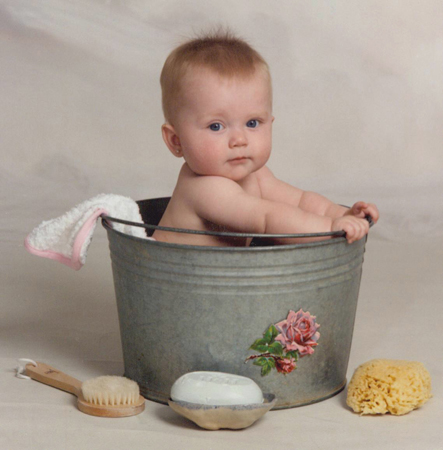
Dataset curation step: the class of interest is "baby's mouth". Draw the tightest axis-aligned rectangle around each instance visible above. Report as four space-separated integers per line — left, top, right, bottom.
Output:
229 157 249 163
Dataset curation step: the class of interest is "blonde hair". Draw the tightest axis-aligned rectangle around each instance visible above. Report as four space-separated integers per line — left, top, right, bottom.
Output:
160 30 270 124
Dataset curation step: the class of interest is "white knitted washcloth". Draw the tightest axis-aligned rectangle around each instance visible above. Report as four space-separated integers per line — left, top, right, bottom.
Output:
25 194 147 270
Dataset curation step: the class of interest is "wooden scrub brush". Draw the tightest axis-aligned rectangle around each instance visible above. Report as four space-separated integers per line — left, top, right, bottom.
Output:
20 360 145 417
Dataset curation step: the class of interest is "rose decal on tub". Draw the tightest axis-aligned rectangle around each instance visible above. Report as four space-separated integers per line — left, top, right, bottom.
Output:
276 309 320 357
245 309 320 376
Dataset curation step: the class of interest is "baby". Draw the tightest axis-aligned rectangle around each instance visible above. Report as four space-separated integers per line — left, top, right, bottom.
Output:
153 32 379 246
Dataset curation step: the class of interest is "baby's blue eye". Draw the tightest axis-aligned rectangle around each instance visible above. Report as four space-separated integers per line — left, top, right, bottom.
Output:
209 123 223 131
246 119 259 128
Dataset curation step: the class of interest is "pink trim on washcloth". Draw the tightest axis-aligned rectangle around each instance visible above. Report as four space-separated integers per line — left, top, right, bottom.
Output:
24 236 79 269
24 208 108 271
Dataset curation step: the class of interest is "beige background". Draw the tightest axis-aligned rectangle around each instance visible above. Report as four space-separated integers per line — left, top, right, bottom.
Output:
1 1 442 449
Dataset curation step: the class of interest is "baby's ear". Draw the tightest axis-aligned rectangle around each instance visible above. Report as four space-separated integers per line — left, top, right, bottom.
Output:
162 124 183 157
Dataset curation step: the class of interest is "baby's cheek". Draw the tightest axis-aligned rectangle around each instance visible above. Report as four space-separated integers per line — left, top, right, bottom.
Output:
193 149 223 174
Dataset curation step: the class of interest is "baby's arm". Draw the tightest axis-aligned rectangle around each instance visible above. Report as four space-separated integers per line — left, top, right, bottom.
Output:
188 176 363 244
256 167 379 223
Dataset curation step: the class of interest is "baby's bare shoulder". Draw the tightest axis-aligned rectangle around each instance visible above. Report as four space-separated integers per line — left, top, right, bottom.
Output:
176 164 243 199
191 174 244 197
179 163 235 183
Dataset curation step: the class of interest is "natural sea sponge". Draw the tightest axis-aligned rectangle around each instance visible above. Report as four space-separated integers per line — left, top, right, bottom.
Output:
346 359 432 415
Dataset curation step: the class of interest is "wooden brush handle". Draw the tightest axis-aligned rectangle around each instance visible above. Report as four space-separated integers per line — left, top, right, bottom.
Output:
25 362 82 397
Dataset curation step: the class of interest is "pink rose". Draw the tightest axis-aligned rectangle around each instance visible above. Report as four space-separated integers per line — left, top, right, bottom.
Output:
275 309 320 357
275 357 296 374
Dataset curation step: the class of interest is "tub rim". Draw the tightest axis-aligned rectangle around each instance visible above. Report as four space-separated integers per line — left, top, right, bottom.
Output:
102 196 371 252
102 219 370 253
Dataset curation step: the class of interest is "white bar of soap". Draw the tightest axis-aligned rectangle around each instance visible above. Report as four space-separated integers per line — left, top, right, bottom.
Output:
170 371 264 406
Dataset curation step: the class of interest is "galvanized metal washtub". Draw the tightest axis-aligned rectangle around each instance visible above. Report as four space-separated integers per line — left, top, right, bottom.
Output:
103 197 369 409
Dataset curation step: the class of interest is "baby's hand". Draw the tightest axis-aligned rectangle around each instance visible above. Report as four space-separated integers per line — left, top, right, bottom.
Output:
346 201 379 224
332 216 370 244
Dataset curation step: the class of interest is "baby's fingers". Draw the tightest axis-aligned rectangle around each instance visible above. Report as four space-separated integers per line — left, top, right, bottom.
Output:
342 222 358 244
344 219 369 244
350 202 368 218
364 203 379 224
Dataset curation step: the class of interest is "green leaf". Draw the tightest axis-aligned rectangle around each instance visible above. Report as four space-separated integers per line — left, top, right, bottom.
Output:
258 346 270 353
264 324 279 344
253 357 268 367
285 350 299 361
263 328 272 344
268 341 284 356
250 338 268 351
261 358 275 376
261 364 272 376
270 325 279 340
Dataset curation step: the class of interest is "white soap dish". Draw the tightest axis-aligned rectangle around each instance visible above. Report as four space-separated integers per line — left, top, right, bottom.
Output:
168 393 276 430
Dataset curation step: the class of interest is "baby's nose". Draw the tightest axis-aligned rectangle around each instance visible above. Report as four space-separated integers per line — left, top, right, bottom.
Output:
229 129 247 148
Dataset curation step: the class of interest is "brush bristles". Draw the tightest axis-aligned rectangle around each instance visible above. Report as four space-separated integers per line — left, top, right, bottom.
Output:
81 376 140 406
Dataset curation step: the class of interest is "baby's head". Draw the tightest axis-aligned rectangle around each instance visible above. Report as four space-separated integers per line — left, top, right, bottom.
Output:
160 30 272 126
160 31 274 180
